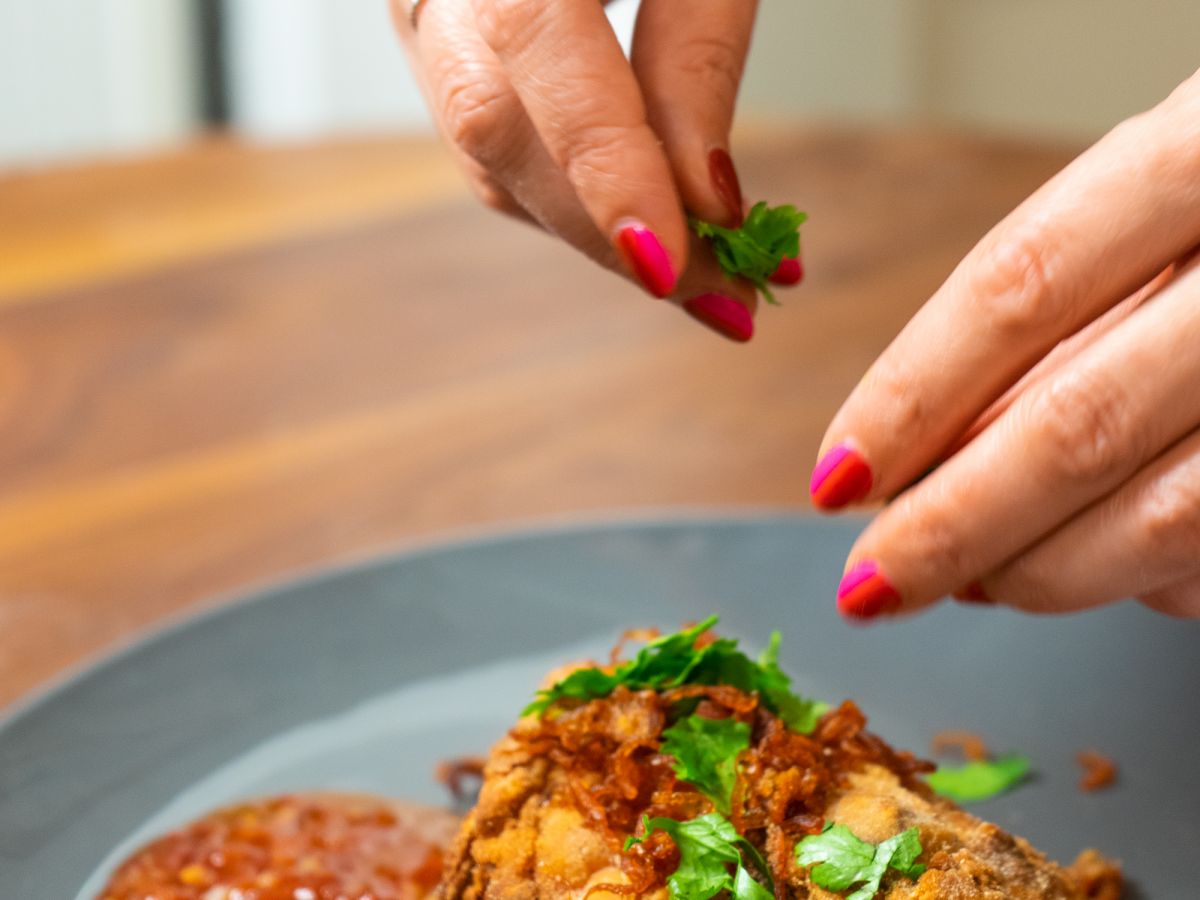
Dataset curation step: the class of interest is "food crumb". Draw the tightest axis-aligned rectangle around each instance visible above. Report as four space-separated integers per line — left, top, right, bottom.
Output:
931 730 991 762
1076 750 1118 792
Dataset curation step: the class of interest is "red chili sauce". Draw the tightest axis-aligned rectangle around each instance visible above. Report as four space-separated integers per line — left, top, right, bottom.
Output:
97 793 458 900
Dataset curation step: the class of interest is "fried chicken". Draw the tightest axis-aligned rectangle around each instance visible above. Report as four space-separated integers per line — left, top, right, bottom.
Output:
439 673 1120 900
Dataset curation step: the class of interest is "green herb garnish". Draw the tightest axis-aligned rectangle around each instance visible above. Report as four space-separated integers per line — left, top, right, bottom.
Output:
661 715 750 816
926 754 1031 803
795 822 926 900
691 202 807 304
756 630 829 734
625 813 773 900
522 617 827 734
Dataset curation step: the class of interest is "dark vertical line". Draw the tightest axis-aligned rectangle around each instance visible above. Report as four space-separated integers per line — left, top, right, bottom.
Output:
193 0 229 126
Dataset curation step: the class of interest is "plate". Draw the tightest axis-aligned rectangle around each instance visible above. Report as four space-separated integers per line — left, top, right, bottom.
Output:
1 516 1196 898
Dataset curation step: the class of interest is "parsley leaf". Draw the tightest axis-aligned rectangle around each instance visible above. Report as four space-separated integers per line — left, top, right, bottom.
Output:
523 618 827 735
926 754 1031 803
795 823 926 900
661 715 750 816
691 202 807 305
757 631 830 734
626 813 773 900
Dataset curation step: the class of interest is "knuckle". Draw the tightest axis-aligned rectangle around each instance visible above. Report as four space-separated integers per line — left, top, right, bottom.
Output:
474 0 549 55
442 80 518 163
1026 369 1133 487
992 555 1057 614
892 489 971 578
969 224 1068 336
560 120 643 187
672 34 744 100
1139 461 1200 567
866 361 929 437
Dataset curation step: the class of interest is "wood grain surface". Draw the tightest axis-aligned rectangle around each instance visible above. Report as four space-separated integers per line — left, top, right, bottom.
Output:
0 128 1077 710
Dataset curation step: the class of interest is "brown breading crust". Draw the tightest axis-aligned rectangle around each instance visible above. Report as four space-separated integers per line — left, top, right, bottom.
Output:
438 685 1120 900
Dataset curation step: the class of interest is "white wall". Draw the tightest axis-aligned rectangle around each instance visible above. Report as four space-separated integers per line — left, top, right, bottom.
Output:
220 0 641 139
2 0 1198 167
222 0 432 138
0 0 198 167
744 0 1200 138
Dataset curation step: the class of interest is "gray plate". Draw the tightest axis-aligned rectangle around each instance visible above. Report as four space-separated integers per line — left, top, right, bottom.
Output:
1 516 1196 898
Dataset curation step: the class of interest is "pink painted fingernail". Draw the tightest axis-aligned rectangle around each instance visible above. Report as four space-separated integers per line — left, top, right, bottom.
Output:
769 255 804 286
683 293 754 343
953 582 994 605
615 221 677 298
837 560 902 620
810 443 873 510
708 149 744 227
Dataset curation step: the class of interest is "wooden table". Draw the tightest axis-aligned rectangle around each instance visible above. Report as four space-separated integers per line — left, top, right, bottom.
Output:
0 128 1077 710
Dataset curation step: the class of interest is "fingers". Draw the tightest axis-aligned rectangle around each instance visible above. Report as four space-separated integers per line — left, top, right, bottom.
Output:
813 69 1200 508
671 232 758 342
409 0 617 263
397 0 760 341
1140 573 1200 619
977 426 1200 615
631 0 759 227
472 0 688 297
833 255 1200 621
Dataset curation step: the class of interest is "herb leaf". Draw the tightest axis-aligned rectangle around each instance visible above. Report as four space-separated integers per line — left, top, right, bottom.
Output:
757 631 830 734
626 813 773 900
795 823 926 900
691 202 807 304
926 754 1031 803
661 715 751 816
523 618 827 735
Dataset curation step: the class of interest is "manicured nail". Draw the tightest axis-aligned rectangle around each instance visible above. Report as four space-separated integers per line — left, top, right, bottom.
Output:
810 443 873 510
683 293 754 343
769 255 804 286
837 560 902 620
953 582 994 605
615 221 677 298
708 148 744 227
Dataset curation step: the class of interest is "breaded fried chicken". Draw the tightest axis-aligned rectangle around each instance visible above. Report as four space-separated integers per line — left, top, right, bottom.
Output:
438 625 1120 900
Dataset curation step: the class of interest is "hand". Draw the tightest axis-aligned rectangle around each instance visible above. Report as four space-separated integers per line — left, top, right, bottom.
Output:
390 0 793 342
811 68 1200 621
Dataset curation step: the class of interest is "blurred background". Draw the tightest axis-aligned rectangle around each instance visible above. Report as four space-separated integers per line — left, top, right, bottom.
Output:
1 1 1198 710
4 0 1199 168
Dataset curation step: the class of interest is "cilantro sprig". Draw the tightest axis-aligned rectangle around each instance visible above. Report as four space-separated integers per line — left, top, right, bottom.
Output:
795 822 926 900
926 754 1031 803
661 715 750 816
522 617 828 734
691 202 807 304
625 813 773 900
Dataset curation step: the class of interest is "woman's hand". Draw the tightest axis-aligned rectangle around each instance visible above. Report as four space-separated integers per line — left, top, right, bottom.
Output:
391 0 788 342
812 68 1200 621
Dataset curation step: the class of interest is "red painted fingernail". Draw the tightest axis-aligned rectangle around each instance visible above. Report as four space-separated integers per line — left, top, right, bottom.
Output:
769 255 804 286
953 582 994 604
683 293 754 343
810 443 873 510
615 221 677 298
708 148 744 227
837 560 902 620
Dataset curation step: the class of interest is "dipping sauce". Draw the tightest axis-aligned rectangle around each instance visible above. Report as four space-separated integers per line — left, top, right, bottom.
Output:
97 793 459 900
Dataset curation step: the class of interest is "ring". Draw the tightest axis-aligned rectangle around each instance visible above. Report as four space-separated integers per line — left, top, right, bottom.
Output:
409 0 428 28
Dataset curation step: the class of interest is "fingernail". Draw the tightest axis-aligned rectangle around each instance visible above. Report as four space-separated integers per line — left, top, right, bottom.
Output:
810 443 873 510
683 293 754 343
837 560 902 620
769 255 804 286
708 149 744 227
615 221 677 298
953 582 994 605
